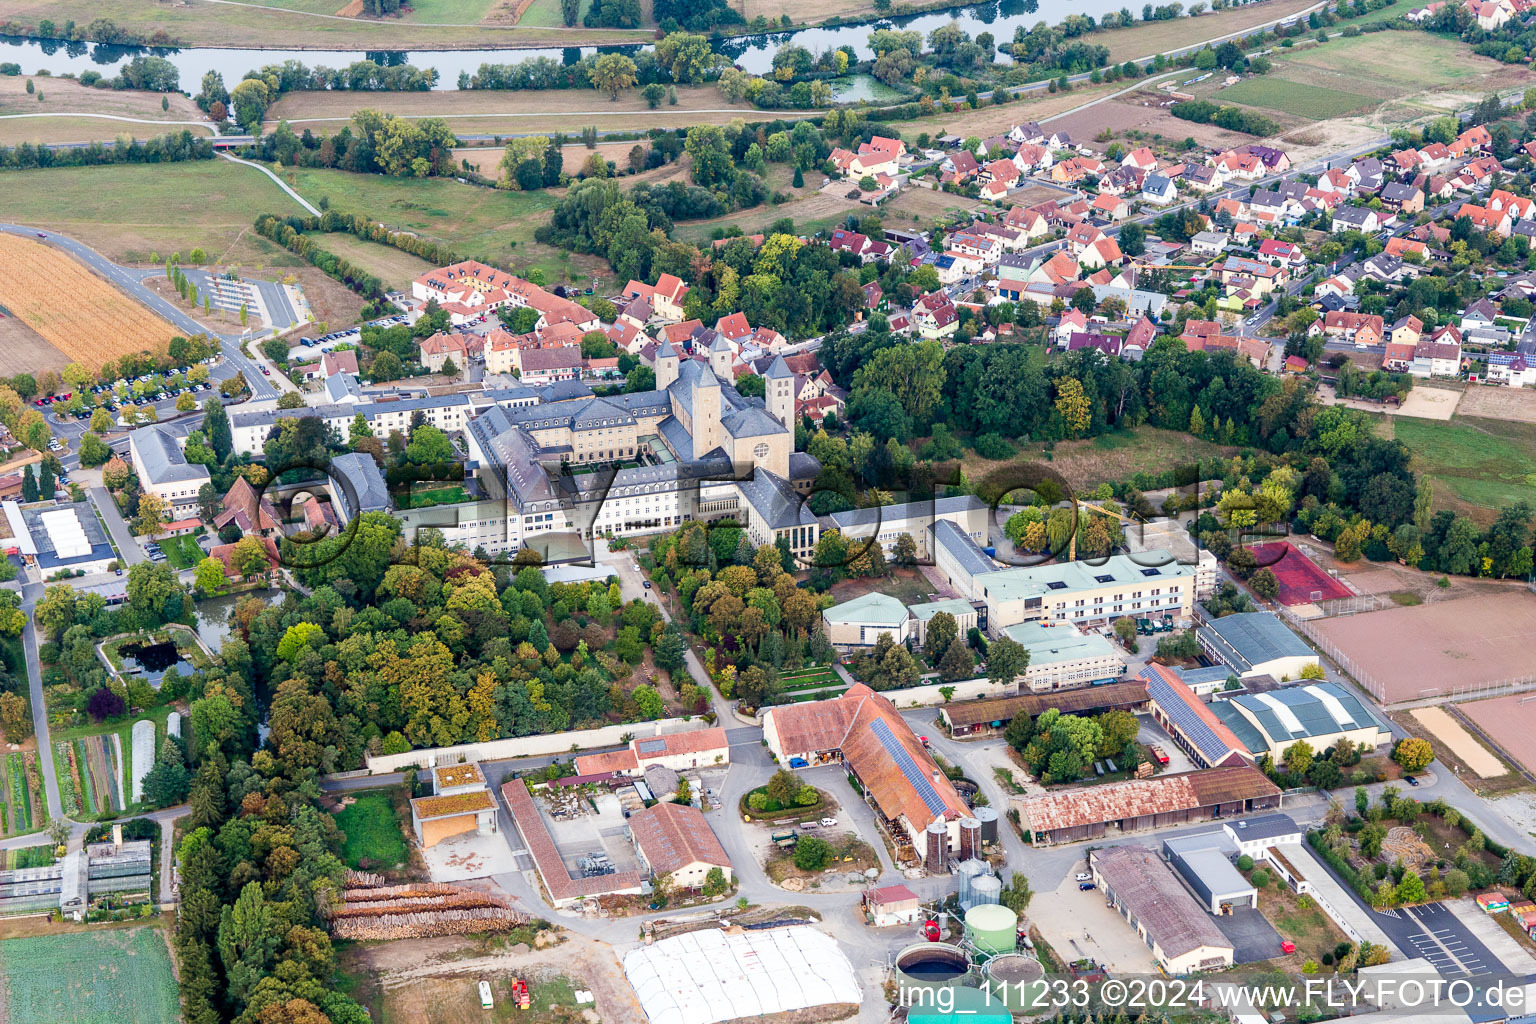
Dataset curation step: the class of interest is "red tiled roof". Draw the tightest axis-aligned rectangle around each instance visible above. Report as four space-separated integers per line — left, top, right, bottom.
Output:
628 802 730 875
501 779 643 901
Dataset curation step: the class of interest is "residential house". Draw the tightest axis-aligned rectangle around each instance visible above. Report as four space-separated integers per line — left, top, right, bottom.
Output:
1330 207 1380 234
1091 193 1130 221
1486 352 1536 385
1461 298 1499 330
1411 326 1463 378
1141 173 1177 205
418 332 470 376
1215 150 1264 181
1054 309 1089 347
1078 236 1124 270
1191 231 1229 256
913 292 959 339
830 135 906 178
1317 310 1385 347
1457 202 1512 238
941 150 980 184
623 273 689 321
1182 165 1222 192
1385 237 1429 261
1380 183 1424 214
517 346 583 385
1239 144 1291 173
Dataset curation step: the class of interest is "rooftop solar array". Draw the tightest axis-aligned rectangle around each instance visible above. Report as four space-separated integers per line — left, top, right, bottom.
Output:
637 739 667 754
870 718 947 816
1145 670 1238 764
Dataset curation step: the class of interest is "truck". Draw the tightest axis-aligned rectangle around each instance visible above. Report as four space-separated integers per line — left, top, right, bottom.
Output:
771 830 799 848
1151 745 1170 766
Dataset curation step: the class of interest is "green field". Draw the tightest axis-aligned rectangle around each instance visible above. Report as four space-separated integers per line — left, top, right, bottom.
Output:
1391 416 1536 523
0 928 178 1024
304 231 438 291
0 161 309 265
334 790 408 870
515 0 592 27
408 484 474 508
1214 77 1369 119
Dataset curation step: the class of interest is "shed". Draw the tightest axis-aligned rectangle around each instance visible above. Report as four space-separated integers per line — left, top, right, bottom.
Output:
1476 892 1509 914
1163 833 1257 915
864 883 922 926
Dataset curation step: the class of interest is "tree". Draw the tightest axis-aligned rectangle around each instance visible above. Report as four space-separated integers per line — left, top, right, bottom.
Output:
276 392 304 410
561 0 580 25
1250 567 1279 600
633 683 664 719
1392 737 1434 773
986 636 1029 686
77 432 110 467
203 400 233 461
938 641 974 682
194 556 228 595
19 465 36 503
88 686 127 721
793 835 831 870
0 692 31 742
1055 378 1091 437
134 491 171 538
923 611 958 662
589 53 638 100
142 737 190 807
766 768 800 808
1283 739 1315 777
1000 872 1032 914
232 535 271 578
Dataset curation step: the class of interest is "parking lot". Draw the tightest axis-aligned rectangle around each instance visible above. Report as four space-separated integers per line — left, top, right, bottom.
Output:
1389 903 1496 976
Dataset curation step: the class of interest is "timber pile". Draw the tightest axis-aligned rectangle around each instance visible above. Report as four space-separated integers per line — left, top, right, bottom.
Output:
323 879 529 940
344 870 387 889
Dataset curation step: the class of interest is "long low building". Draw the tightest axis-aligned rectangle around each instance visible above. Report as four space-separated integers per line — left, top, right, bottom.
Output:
1197 611 1318 679
828 494 990 560
1209 682 1392 760
940 681 1149 737
573 727 730 777
1142 664 1253 769
1091 845 1236 974
500 779 645 908
1013 765 1282 846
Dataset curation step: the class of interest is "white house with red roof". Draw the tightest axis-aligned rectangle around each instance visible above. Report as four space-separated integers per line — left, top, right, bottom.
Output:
913 292 959 339
622 273 689 321
1121 146 1158 172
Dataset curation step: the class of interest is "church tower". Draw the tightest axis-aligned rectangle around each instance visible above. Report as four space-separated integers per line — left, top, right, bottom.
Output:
765 354 795 431
655 339 680 392
691 362 723 455
708 331 734 380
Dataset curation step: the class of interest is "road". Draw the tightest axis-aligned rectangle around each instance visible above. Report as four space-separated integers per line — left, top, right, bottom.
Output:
0 223 280 401
18 578 61 822
89 486 147 567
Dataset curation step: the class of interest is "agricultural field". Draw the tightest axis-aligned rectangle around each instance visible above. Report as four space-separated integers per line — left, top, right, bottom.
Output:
0 927 178 1024
0 234 178 372
266 82 756 126
0 845 56 870
674 191 860 245
0 76 207 122
333 791 408 871
0 313 67 378
0 753 46 837
55 734 126 819
1388 416 1536 525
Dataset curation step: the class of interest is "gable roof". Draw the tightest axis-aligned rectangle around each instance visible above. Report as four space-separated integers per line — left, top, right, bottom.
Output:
629 802 730 875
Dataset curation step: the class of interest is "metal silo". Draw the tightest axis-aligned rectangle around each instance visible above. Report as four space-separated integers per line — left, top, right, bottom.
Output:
955 858 988 909
975 805 999 844
969 873 1002 907
925 820 948 873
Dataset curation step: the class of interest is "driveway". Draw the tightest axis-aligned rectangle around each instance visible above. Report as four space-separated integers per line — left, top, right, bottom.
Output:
89 486 145 566
1213 905 1283 964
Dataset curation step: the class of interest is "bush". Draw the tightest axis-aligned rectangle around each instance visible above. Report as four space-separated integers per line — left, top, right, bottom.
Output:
1237 854 1254 871
1251 869 1271 887
973 433 1015 460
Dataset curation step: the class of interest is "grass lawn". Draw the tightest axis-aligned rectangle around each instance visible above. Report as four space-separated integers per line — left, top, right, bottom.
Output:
0 927 178 1024
1260 872 1350 967
514 0 590 27
285 168 610 289
963 426 1234 493
156 533 205 570
304 232 439 292
0 161 310 265
333 790 408 871
409 483 474 508
1215 77 1371 119
1389 415 1536 525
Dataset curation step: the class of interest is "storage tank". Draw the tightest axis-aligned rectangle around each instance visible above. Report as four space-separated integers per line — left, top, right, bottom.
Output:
955 858 988 909
958 817 982 861
975 805 999 844
925 820 947 873
969 873 1002 908
965 903 1018 956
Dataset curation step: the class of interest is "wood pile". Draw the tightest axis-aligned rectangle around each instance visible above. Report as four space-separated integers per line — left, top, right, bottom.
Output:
324 879 529 940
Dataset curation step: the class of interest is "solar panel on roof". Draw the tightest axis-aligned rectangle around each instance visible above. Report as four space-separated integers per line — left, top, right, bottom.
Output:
870 718 947 816
1148 673 1234 764
637 739 666 753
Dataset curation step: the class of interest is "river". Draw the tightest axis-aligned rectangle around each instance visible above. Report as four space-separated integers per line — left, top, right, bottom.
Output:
0 0 1224 86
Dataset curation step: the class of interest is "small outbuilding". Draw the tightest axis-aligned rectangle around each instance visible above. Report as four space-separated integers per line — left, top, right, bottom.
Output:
863 884 922 927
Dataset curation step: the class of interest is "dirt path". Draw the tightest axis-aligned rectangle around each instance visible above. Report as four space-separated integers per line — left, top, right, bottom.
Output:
352 932 641 1023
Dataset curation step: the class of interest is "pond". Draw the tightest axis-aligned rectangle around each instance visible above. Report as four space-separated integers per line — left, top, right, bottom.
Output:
118 639 192 689
194 588 283 651
0 0 1253 84
827 74 909 104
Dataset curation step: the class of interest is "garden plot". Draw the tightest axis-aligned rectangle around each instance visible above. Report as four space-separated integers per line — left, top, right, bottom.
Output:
773 666 847 704
57 734 126 818
0 752 45 836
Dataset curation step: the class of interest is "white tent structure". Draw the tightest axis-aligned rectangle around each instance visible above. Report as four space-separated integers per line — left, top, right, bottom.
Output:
623 926 861 1024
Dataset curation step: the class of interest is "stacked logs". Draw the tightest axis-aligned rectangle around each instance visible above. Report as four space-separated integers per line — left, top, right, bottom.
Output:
323 877 529 940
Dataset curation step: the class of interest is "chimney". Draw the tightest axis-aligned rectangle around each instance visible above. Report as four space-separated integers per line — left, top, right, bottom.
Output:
932 770 943 787
112 823 122 853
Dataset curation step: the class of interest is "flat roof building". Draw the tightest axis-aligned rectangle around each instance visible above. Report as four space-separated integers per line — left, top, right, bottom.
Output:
1196 612 1318 679
822 592 912 649
1162 832 1257 914
1090 845 1236 973
1000 621 1126 691
4 501 117 575
969 550 1196 633
1209 682 1391 760
827 494 989 560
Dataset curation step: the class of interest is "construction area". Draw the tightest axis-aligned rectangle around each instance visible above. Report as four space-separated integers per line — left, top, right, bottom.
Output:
1306 592 1536 705
1409 706 1509 779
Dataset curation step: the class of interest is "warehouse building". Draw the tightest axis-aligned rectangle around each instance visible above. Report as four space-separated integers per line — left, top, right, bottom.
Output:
940 681 1148 737
3 501 118 575
628 802 731 890
1013 765 1282 846
1000 621 1126 691
1090 845 1236 973
1163 832 1257 914
1210 682 1392 760
1142 664 1253 769
1197 611 1318 679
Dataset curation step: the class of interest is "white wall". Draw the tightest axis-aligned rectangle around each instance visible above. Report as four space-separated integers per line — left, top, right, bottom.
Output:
364 717 712 774
874 675 1014 709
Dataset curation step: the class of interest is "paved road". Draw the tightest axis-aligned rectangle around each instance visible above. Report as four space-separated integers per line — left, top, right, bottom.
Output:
18 579 61 821
89 486 146 567
0 224 280 401
219 153 320 217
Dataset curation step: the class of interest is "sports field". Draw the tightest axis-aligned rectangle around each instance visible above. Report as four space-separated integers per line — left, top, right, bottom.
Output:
1457 695 1536 779
1411 706 1506 778
1312 592 1536 704
0 928 178 1024
1247 541 1352 606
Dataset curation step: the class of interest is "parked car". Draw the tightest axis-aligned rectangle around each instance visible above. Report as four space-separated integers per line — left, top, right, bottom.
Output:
819 818 837 828
1405 775 1420 787
1079 883 1096 891
642 580 652 589
788 757 809 769
1075 872 1092 882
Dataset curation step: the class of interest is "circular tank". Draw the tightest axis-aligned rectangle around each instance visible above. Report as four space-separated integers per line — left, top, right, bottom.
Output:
965 903 1018 956
984 954 1048 1013
895 942 972 985
969 873 1002 907
975 805 999 843
958 817 981 861
925 819 947 872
